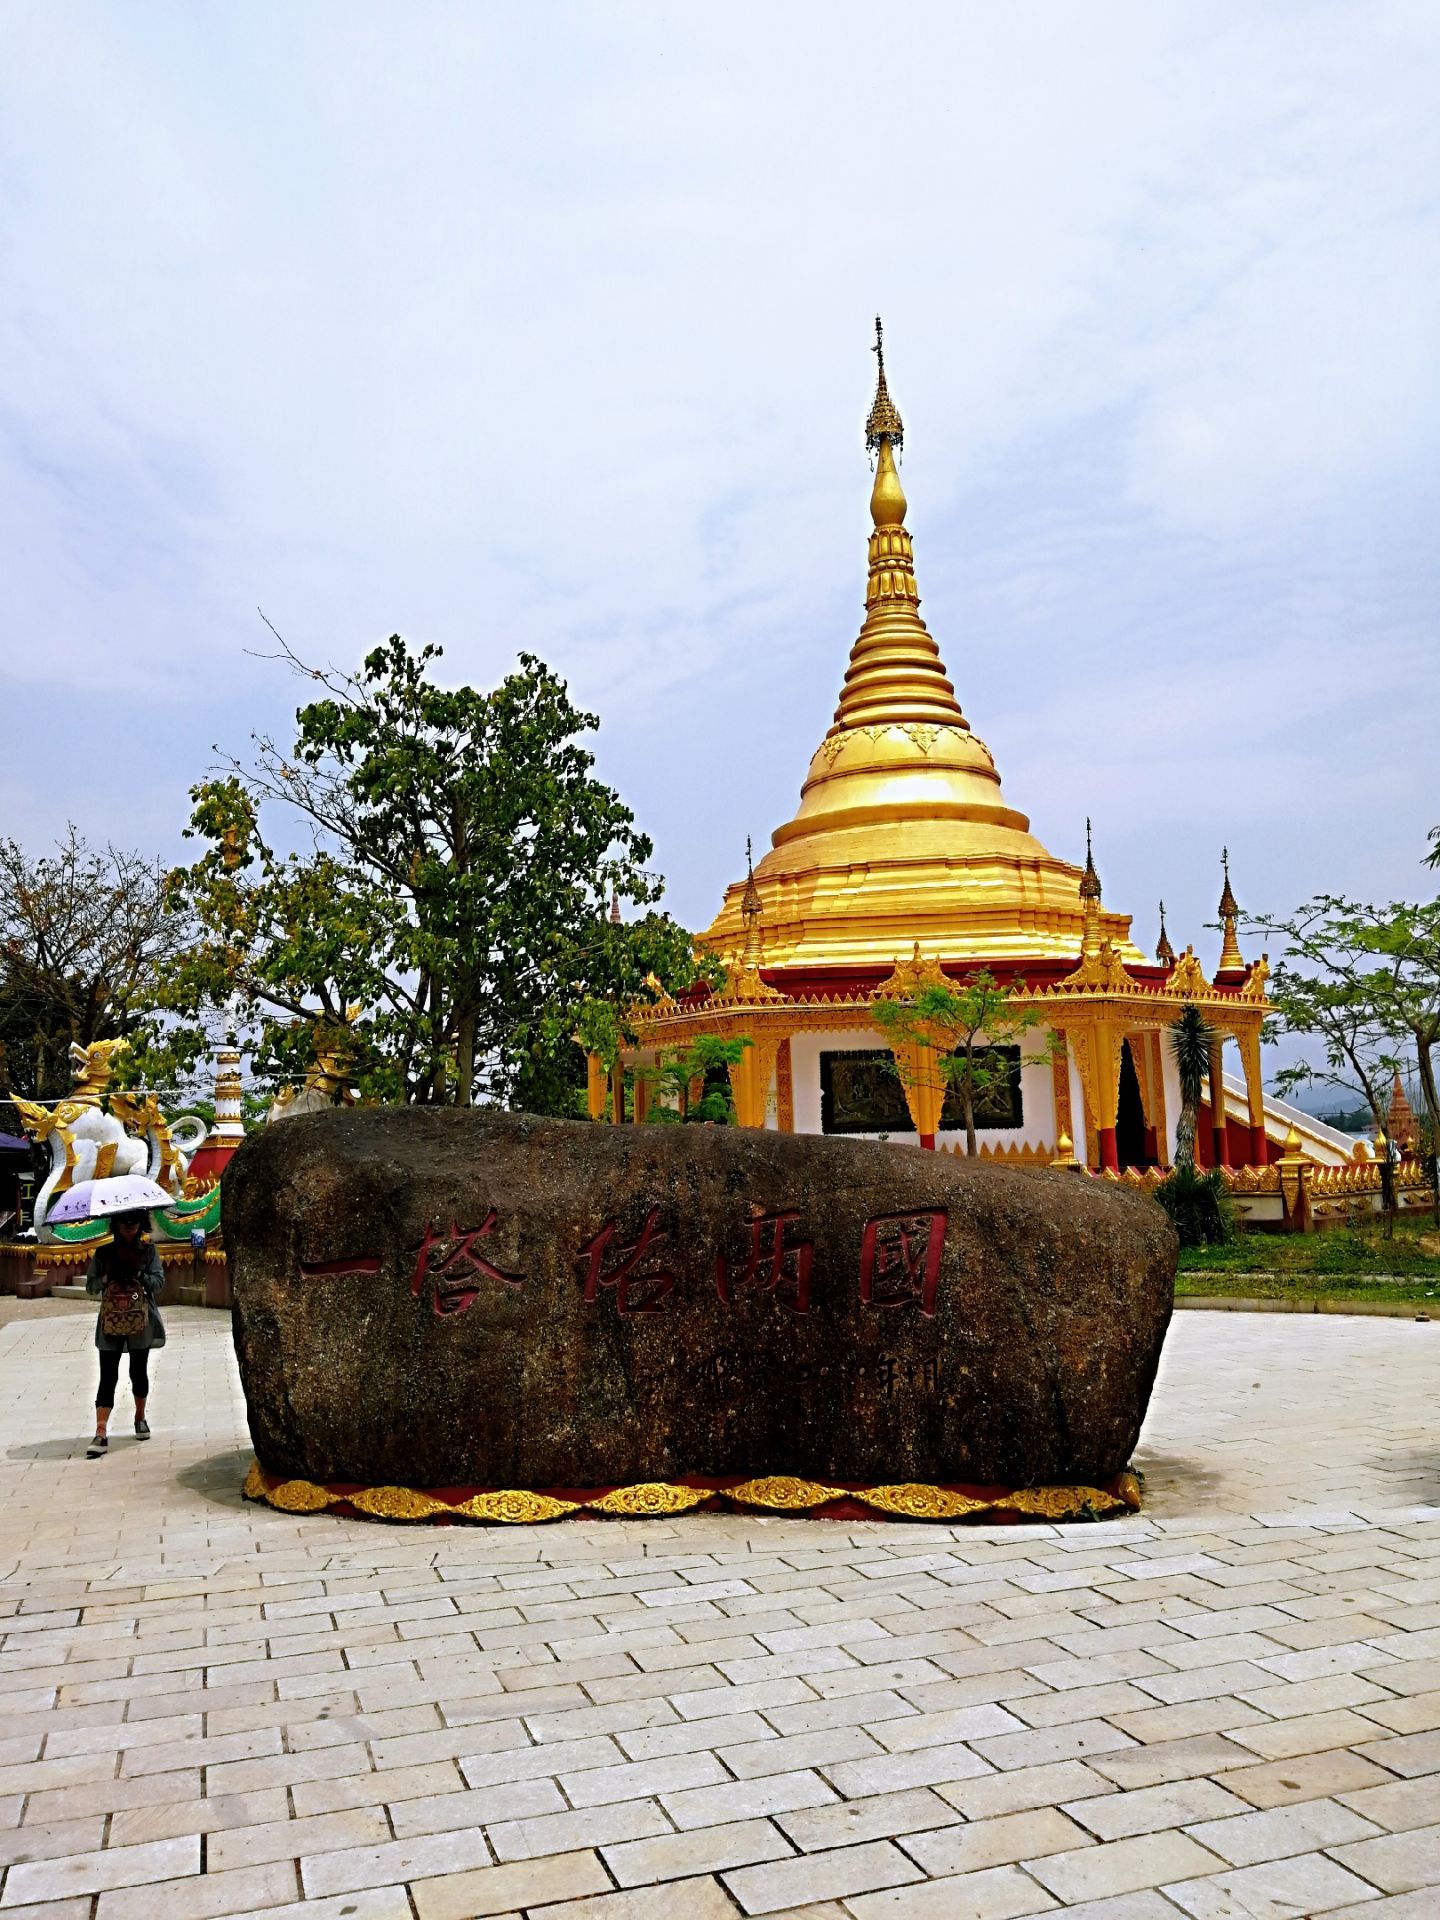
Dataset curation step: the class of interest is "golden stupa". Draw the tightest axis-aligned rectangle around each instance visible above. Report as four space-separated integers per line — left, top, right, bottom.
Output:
704 320 1141 973
608 323 1317 1179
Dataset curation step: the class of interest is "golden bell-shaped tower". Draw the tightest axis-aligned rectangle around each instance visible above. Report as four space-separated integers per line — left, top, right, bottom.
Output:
704 322 1140 973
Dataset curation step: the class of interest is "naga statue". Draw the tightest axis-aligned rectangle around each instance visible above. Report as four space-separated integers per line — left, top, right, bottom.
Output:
13 1039 219 1244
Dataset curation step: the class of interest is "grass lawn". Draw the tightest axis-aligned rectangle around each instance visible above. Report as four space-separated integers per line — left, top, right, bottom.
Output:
1177 1212 1440 1304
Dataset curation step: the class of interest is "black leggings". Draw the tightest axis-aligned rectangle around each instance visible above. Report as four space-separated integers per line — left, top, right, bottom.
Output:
96 1348 150 1409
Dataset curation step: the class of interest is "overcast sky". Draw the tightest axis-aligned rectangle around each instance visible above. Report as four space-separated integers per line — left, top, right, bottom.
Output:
3 3 1437 1003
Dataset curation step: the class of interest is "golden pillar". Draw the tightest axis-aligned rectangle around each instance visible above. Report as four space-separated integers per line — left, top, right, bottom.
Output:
1050 1037 1073 1155
775 1036 795 1133
1208 1037 1229 1168
888 1037 946 1147
728 1038 779 1130
1234 1024 1267 1167
1068 1020 1125 1172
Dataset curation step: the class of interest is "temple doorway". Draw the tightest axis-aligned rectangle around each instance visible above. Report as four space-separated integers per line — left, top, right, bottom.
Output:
1117 1041 1149 1169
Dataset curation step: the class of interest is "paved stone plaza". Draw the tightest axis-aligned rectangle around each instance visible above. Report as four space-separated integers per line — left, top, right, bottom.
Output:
1 1302 1436 1919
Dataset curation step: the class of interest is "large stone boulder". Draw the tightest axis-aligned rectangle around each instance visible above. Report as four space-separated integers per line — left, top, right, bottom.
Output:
225 1109 1175 1492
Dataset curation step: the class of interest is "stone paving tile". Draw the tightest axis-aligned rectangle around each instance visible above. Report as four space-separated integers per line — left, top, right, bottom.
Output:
1337 1773 1440 1833
601 1815 794 1886
1163 1850 1385 1917
846 1862 1058 1917
4 1305 1440 1916
2 1833 199 1905
409 1847 609 1919
1331 1822 1440 1894
531 1878 740 1918
902 1805 1095 1876
723 1837 924 1913
1025 1830 1225 1903
93 1860 300 1920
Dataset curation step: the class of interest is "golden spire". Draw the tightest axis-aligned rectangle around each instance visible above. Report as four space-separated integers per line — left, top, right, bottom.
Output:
1079 818 1101 901
1078 820 1102 953
740 836 761 967
830 320 968 734
1217 847 1244 974
1156 900 1176 968
865 316 904 452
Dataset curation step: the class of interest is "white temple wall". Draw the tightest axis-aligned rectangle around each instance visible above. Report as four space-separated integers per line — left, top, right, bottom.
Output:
1158 1028 1183 1164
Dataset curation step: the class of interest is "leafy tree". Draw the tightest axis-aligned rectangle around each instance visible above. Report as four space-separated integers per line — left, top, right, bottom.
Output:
1169 1002 1215 1174
1317 896 1440 1226
872 972 1055 1156
0 829 203 1100
1256 895 1404 1234
164 634 703 1108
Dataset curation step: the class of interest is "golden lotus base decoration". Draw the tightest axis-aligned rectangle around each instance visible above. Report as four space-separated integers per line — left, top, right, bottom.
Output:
243 1460 1142 1526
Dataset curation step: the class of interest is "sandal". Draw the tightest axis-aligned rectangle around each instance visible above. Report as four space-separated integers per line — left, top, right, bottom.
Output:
86 1432 108 1458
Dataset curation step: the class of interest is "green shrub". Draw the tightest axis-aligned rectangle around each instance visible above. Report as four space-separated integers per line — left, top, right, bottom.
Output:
1154 1162 1234 1248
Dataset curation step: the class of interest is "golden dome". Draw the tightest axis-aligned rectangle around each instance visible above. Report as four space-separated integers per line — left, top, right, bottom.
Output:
704 332 1141 972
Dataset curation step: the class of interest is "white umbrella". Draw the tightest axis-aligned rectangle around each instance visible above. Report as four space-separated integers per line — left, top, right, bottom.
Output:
47 1176 174 1224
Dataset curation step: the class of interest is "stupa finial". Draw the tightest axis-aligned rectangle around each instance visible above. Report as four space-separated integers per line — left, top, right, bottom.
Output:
741 835 760 922
1156 899 1176 968
865 315 904 453
1079 818 1102 902
1217 847 1244 974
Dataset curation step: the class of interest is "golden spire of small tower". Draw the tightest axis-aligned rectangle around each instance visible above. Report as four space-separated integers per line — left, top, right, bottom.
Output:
740 835 762 968
1156 900 1176 968
1078 818 1102 952
1217 847 1244 974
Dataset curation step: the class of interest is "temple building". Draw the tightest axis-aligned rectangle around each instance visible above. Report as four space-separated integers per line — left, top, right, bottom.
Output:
612 328 1358 1178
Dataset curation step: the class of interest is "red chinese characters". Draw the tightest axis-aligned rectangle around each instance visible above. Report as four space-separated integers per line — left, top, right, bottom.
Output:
715 1207 814 1316
577 1209 676 1316
859 1208 947 1318
409 1214 522 1318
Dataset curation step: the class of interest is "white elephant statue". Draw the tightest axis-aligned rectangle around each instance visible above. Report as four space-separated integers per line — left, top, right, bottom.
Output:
13 1040 208 1241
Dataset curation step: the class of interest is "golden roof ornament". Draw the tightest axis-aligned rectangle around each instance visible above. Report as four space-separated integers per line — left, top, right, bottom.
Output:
1217 847 1244 974
1168 945 1210 997
864 315 904 453
1155 900 1176 968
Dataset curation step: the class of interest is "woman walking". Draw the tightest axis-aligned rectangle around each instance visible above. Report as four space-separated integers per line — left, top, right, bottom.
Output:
85 1209 165 1457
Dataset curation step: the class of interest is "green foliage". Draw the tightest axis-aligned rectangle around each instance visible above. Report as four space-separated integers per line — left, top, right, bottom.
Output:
872 972 1055 1155
163 635 703 1109
0 829 202 1101
1153 1161 1234 1248
1169 1002 1217 1174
